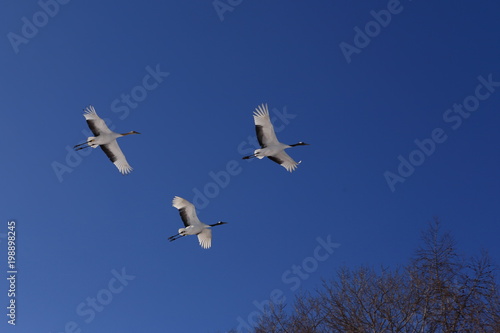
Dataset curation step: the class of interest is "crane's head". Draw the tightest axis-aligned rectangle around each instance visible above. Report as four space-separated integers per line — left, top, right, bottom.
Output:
121 131 141 136
210 221 228 227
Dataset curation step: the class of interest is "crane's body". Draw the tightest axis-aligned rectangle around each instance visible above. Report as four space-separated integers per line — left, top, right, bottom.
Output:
243 104 309 172
74 106 140 174
85 131 122 148
168 196 227 249
253 143 293 159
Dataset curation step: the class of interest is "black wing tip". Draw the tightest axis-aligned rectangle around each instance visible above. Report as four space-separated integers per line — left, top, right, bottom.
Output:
178 207 190 228
100 144 118 163
267 156 284 165
255 125 266 148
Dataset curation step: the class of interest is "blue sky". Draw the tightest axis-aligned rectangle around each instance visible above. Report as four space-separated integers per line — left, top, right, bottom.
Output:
1 1 500 332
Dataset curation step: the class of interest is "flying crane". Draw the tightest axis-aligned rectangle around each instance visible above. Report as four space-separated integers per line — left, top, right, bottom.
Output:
74 105 140 174
168 196 228 249
242 104 309 172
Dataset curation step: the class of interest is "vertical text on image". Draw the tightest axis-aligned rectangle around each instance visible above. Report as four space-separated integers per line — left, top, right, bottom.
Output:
6 220 17 326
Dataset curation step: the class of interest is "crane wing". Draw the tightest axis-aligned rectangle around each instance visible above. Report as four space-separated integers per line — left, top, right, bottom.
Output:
100 141 133 174
172 196 201 228
197 228 212 249
253 104 279 148
268 151 301 172
83 106 113 136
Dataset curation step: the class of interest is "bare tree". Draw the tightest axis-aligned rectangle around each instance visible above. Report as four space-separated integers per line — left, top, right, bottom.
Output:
408 218 500 332
249 219 500 333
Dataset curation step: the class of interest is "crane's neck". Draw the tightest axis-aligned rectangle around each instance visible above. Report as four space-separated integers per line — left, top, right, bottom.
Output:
289 142 309 147
120 131 139 136
209 221 228 227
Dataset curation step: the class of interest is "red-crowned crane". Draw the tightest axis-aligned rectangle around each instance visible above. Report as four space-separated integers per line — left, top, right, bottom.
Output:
168 196 228 249
74 106 140 174
242 104 309 172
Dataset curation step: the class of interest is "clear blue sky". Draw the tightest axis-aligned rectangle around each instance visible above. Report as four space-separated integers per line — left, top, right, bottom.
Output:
1 1 500 332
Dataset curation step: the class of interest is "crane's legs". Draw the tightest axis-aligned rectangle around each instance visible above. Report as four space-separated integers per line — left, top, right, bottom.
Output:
74 138 98 150
242 154 256 160
74 145 93 151
74 141 91 148
168 233 185 242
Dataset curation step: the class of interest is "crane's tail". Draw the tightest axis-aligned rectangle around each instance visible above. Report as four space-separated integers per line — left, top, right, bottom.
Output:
87 137 99 148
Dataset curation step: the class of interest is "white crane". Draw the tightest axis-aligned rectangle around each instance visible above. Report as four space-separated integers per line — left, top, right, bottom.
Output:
74 106 140 174
242 104 309 172
168 196 228 249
